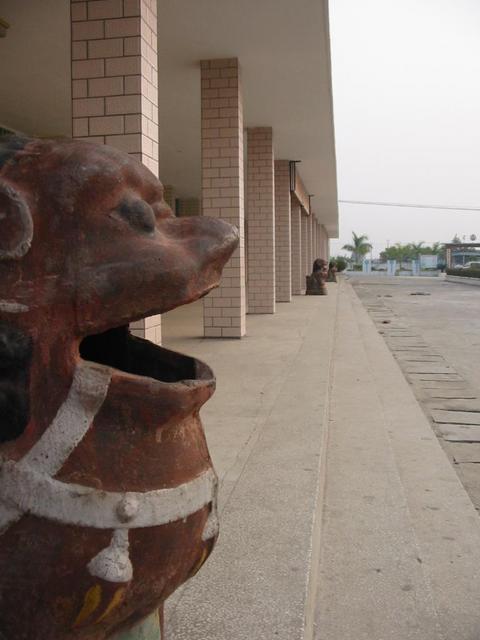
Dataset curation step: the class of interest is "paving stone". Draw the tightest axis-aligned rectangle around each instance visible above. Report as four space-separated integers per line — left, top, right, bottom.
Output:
409 373 463 381
427 391 477 399
426 399 480 411
454 464 480 510
395 355 443 362
447 443 480 463
432 410 480 425
405 365 455 374
390 348 433 353
439 425 480 442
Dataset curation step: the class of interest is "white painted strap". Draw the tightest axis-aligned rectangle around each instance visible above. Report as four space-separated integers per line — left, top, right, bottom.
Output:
0 361 111 533
0 502 21 534
202 507 219 541
88 529 133 583
0 300 29 313
202 474 219 541
24 361 111 474
0 462 217 530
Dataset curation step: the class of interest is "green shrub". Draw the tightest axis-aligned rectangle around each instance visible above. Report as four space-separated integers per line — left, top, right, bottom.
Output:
334 256 348 272
446 268 480 279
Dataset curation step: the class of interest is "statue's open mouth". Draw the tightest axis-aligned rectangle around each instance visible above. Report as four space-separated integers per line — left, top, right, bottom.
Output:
79 324 212 385
0 322 219 545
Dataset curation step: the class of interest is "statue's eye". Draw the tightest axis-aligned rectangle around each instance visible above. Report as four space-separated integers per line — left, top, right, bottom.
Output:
116 199 156 234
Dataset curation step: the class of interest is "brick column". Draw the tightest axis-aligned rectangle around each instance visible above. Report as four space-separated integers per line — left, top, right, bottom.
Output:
321 224 329 259
307 214 314 268
291 199 302 295
274 160 292 302
301 212 309 284
246 128 275 314
71 0 161 344
201 58 246 337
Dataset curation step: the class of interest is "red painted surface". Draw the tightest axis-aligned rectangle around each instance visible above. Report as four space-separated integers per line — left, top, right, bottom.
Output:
0 138 238 639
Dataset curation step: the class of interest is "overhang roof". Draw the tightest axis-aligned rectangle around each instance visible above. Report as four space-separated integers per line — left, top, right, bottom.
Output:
158 0 338 236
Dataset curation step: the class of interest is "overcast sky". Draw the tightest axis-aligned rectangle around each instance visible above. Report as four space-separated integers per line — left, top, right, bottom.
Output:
329 0 480 258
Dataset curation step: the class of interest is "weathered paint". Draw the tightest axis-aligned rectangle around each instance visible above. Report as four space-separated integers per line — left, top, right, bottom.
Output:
0 137 238 639
96 587 127 624
88 529 133 583
0 462 217 529
112 612 162 640
74 585 103 628
0 300 29 313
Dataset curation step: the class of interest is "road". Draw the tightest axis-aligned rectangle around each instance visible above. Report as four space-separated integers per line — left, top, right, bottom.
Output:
350 274 480 511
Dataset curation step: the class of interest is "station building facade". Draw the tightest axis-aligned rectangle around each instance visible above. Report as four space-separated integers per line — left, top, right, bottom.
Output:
0 0 338 340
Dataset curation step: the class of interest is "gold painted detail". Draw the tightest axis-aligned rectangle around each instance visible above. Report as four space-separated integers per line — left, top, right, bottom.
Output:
95 587 127 623
73 585 102 627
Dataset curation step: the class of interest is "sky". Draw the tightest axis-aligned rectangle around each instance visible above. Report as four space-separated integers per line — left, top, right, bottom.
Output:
329 0 480 258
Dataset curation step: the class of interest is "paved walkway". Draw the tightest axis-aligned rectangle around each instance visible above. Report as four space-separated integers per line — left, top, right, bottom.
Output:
160 280 480 639
316 281 480 640
163 293 337 639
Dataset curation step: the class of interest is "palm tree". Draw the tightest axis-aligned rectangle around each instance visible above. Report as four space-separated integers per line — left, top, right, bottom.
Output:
431 242 445 256
342 232 372 265
408 241 425 261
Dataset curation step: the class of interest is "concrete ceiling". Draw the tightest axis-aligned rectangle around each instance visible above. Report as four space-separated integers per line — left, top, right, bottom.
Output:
158 0 339 236
0 0 338 236
0 0 71 138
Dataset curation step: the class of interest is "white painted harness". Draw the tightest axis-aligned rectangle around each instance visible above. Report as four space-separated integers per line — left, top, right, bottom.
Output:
0 362 218 583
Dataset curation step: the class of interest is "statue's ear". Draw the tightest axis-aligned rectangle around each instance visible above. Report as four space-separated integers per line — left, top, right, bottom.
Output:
0 180 33 260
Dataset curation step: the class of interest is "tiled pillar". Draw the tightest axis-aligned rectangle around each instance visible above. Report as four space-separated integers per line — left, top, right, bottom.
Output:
246 127 275 314
201 58 246 337
71 0 161 344
291 198 303 295
313 219 317 259
301 212 309 284
321 224 330 259
307 214 314 267
274 160 292 302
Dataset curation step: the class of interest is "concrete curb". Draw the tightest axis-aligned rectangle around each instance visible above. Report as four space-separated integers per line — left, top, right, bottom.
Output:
446 274 480 286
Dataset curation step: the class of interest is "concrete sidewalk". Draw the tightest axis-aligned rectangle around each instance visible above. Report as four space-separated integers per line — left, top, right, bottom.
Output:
163 292 337 639
315 281 480 639
161 280 480 639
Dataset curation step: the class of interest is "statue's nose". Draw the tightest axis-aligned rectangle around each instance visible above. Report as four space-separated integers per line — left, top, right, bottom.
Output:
162 215 239 271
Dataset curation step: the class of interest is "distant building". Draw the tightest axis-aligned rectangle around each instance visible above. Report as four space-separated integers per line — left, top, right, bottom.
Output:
420 254 438 269
445 243 480 268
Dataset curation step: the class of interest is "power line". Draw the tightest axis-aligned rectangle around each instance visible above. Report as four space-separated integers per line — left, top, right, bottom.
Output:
339 199 480 212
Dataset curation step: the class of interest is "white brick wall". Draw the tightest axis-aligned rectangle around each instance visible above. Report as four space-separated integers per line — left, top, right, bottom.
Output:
201 58 246 338
247 128 275 314
274 160 291 302
71 0 161 343
319 223 329 259
301 211 309 283
291 197 303 295
71 0 158 175
307 213 313 275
